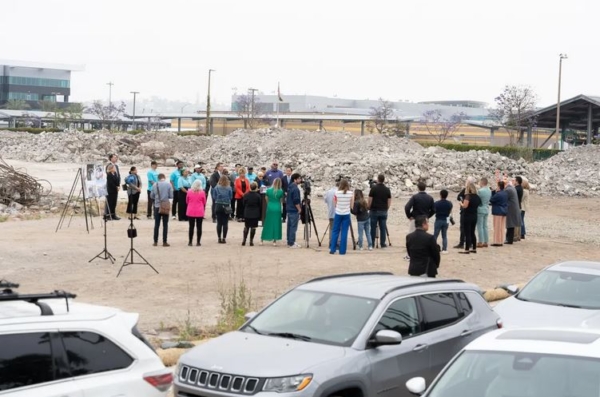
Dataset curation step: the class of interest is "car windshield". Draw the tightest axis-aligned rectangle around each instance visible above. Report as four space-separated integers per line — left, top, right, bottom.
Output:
242 289 378 347
428 350 600 397
516 270 600 309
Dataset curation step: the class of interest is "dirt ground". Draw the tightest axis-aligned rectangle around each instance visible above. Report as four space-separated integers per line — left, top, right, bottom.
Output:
2 160 600 332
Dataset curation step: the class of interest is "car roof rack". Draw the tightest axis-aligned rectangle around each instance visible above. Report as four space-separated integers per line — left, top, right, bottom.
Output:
305 272 394 284
0 289 77 316
382 278 465 297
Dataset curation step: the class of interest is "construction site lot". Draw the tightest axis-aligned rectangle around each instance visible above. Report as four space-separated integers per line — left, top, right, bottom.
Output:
1 162 599 335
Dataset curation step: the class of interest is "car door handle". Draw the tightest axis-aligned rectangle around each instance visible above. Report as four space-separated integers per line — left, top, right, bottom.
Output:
460 330 473 337
413 344 429 352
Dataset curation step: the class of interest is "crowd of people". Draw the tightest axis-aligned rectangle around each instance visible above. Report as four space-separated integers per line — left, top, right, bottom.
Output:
103 154 531 277
404 174 531 278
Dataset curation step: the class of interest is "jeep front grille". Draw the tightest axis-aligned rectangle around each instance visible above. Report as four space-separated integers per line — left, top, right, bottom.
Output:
179 365 262 395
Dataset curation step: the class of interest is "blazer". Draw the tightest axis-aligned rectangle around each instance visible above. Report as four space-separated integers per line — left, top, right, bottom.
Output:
406 229 441 278
234 178 251 199
281 174 292 193
209 171 220 189
107 172 120 195
243 191 262 219
186 190 207 218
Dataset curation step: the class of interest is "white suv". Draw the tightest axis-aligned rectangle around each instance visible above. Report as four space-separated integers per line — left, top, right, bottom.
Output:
0 282 172 397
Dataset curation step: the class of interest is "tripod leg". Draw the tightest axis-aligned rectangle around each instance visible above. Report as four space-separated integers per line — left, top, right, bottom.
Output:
386 225 392 246
56 169 80 232
319 223 330 247
349 222 356 250
132 248 159 274
80 169 90 233
308 204 320 247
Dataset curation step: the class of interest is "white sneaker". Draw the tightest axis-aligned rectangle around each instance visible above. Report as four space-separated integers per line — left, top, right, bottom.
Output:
172 216 176 220
289 244 301 249
442 250 448 254
368 247 373 251
358 246 364 251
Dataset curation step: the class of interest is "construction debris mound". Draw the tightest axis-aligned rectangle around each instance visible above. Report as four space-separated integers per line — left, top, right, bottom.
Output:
0 156 51 206
1 128 600 197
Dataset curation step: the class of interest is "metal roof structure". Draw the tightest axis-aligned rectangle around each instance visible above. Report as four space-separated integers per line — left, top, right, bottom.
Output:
534 94 600 130
125 111 417 123
0 59 85 71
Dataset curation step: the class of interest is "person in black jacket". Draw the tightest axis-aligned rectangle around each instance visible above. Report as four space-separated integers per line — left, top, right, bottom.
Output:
514 176 524 242
281 166 293 223
208 163 223 223
351 189 372 250
407 216 440 278
242 182 262 246
404 181 435 232
105 164 121 220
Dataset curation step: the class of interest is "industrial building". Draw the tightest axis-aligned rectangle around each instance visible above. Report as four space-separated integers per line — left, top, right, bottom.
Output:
0 60 83 109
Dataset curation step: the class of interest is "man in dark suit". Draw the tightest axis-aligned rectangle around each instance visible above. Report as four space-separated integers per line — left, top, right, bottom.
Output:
281 166 293 223
406 216 440 278
105 153 121 218
208 162 223 223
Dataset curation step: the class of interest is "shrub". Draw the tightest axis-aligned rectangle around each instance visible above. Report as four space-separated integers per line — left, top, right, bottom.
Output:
3 127 62 134
421 143 560 162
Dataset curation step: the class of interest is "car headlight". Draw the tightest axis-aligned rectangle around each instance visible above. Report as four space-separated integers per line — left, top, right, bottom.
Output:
263 374 312 393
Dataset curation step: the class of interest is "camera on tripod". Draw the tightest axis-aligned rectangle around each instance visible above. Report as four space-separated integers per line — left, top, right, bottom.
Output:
301 175 312 197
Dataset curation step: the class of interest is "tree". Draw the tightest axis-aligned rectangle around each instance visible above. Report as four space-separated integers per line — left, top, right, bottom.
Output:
235 94 266 129
421 110 467 143
51 103 84 129
87 100 126 130
369 98 395 133
39 100 59 112
489 85 538 146
2 99 30 110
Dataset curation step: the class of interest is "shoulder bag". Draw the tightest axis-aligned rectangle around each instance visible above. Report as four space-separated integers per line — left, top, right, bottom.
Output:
156 183 171 215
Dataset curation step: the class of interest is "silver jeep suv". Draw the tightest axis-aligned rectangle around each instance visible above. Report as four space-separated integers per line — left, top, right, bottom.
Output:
174 272 501 397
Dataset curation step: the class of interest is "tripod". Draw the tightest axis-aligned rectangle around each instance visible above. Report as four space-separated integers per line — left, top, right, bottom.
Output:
117 215 159 277
302 197 321 248
88 202 116 264
320 219 357 250
374 224 393 248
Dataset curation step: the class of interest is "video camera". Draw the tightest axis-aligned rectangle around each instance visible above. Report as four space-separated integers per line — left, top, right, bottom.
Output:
335 174 352 185
301 175 312 197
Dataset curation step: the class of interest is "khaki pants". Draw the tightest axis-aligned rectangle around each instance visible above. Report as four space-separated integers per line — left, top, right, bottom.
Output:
492 215 506 245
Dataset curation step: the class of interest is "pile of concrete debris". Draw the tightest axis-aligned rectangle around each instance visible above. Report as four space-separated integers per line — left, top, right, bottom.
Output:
1 128 599 197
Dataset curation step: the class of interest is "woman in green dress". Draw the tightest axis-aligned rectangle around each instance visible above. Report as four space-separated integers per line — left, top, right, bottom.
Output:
261 178 284 245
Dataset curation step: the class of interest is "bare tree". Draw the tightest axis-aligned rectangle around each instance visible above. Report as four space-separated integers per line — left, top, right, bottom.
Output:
87 100 126 130
422 110 466 143
235 94 266 129
369 98 395 133
489 85 538 146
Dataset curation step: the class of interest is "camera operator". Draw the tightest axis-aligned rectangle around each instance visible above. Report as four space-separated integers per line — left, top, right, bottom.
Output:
324 179 341 247
281 166 293 223
368 174 392 249
285 173 302 248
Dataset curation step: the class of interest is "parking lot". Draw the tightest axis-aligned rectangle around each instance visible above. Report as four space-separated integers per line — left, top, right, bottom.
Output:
1 193 599 332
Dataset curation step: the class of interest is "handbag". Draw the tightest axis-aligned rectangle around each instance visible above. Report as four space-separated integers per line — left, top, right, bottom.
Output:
156 183 171 215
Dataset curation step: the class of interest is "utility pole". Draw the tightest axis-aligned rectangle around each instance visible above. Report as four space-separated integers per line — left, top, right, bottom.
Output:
248 88 258 129
130 91 139 131
206 69 215 135
107 82 114 130
556 54 568 150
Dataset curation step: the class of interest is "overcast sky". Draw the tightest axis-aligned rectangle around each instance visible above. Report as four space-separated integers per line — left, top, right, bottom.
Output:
2 0 597 108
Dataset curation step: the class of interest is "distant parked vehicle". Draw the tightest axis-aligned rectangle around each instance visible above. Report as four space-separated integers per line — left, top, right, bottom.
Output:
494 261 600 328
405 327 600 397
174 272 500 397
0 280 172 397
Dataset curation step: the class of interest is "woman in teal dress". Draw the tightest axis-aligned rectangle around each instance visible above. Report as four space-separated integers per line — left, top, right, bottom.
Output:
261 178 284 245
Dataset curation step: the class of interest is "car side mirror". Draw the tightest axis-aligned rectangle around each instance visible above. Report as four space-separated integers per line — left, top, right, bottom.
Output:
506 285 519 295
244 311 257 321
406 377 427 396
370 330 403 347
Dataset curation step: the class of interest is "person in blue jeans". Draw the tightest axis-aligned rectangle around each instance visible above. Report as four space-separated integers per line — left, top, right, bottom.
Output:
286 173 302 248
351 189 372 250
368 174 392 248
330 179 355 255
433 189 453 253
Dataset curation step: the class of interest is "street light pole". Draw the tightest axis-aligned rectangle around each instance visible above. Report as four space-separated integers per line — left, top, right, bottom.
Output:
556 54 567 150
206 69 215 135
107 82 114 106
130 91 139 131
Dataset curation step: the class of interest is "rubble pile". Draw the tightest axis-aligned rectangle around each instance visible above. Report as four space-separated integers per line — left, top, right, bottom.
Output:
1 128 599 197
529 145 600 196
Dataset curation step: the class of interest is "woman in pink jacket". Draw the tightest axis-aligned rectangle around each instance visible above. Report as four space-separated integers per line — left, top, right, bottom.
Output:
186 180 207 246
